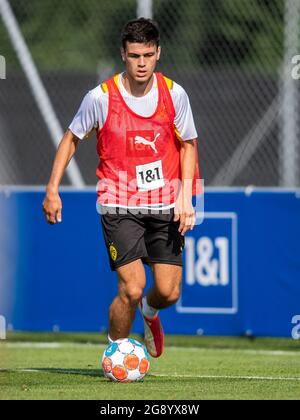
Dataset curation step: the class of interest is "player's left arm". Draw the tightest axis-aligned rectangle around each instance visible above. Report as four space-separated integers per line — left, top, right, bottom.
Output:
174 139 196 235
171 81 197 235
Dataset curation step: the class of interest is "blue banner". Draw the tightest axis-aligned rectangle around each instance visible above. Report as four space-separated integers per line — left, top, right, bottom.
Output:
0 188 299 337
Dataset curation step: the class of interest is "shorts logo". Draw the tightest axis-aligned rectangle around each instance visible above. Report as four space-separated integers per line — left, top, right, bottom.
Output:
126 130 160 157
109 244 118 261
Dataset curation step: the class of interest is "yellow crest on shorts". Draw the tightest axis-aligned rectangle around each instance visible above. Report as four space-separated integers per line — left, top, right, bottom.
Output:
109 244 118 261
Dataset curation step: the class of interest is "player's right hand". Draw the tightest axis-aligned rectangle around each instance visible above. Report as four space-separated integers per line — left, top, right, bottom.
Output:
42 192 62 225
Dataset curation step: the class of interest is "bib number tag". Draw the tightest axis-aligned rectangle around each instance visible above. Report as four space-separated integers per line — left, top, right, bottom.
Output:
136 160 165 191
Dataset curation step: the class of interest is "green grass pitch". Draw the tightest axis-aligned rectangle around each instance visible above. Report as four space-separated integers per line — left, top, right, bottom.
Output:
0 333 300 400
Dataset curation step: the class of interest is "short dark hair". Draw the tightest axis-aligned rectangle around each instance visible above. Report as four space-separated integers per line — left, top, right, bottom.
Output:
121 18 160 50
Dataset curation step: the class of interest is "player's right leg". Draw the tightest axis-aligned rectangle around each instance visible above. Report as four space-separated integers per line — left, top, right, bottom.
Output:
100 208 148 341
109 259 146 340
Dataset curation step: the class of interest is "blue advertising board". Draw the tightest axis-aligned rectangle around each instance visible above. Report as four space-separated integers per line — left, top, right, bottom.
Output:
0 188 299 337
178 213 238 314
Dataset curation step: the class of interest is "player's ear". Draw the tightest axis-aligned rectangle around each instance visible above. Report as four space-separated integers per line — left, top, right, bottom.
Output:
157 46 161 61
120 48 126 62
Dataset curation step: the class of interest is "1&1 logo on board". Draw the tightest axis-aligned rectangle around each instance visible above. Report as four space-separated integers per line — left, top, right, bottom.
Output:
177 213 238 314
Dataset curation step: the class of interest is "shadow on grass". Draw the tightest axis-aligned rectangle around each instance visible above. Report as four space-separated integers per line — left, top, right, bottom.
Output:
27 368 103 378
25 368 158 384
26 368 199 385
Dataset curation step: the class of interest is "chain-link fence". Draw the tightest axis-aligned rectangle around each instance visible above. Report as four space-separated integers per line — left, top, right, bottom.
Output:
0 0 299 187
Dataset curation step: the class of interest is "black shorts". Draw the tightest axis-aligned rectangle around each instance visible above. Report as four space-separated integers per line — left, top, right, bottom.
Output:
100 207 185 271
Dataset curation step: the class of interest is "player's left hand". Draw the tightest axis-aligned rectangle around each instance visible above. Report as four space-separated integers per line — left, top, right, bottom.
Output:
173 197 196 236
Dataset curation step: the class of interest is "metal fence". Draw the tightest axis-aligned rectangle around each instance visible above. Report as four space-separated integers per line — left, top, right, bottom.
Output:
0 0 299 187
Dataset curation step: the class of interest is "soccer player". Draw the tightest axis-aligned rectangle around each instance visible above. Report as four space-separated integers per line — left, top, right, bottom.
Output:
42 18 200 358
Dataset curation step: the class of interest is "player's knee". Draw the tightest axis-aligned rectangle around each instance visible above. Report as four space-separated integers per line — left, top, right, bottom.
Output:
166 287 181 305
122 285 143 306
159 285 181 306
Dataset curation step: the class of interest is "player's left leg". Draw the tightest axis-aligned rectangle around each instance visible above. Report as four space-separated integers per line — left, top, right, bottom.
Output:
147 263 182 309
139 263 182 357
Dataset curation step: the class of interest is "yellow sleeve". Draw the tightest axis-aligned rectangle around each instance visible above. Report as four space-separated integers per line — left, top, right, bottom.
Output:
163 75 173 90
101 82 109 93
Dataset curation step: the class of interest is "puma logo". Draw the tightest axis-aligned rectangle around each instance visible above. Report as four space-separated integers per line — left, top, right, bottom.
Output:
134 133 160 154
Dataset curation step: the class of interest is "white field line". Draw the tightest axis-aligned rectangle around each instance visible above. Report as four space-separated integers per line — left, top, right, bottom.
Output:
0 368 299 382
0 342 63 348
150 373 300 382
1 342 300 357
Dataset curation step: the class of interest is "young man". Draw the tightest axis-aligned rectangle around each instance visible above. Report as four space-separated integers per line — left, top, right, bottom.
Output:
42 18 200 358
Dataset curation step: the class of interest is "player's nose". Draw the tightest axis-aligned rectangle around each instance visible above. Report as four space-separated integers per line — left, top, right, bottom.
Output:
138 56 145 66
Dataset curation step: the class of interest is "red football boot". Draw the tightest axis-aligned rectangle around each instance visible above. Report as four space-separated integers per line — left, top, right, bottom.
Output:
139 301 164 358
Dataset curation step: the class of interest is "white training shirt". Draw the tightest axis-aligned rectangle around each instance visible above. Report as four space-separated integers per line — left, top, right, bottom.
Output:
69 72 198 141
69 72 198 210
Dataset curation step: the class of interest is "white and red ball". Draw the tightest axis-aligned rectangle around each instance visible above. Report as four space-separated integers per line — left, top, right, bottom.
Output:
102 338 150 382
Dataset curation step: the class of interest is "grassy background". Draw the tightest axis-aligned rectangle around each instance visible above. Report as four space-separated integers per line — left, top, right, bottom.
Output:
1 333 300 400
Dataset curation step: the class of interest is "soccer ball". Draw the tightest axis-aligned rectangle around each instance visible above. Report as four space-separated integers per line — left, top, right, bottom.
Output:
102 338 150 382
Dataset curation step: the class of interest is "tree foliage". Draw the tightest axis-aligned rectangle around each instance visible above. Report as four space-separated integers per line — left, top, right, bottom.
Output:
0 0 284 73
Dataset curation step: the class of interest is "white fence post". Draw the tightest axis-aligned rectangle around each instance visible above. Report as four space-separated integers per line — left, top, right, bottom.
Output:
0 0 85 187
137 0 153 18
0 54 5 79
280 0 300 187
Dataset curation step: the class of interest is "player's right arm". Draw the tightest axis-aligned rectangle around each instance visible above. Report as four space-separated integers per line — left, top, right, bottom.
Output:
42 129 79 224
